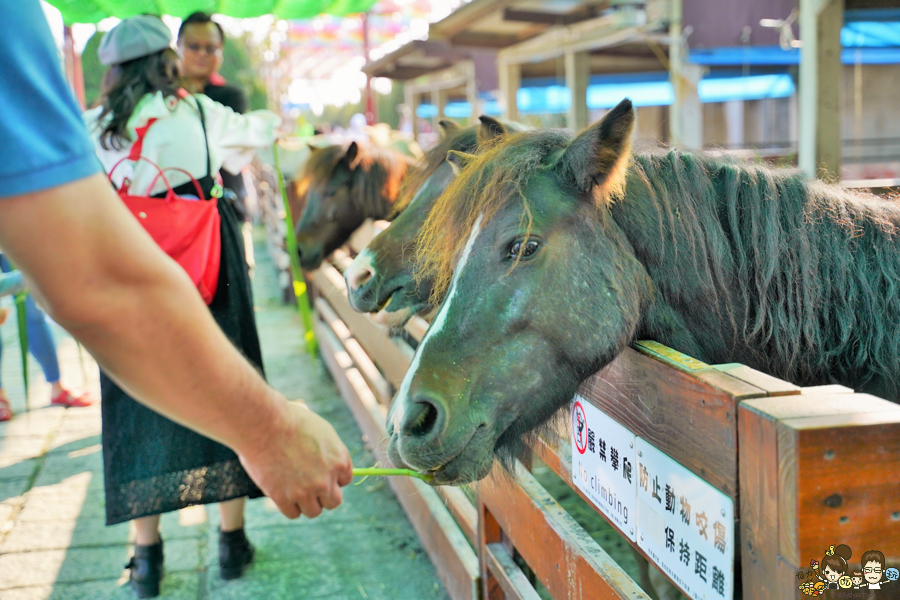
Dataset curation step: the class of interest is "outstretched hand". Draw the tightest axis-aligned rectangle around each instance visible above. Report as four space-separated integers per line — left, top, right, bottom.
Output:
238 400 353 519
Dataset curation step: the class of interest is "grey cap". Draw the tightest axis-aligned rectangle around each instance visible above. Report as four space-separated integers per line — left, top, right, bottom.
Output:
98 15 178 66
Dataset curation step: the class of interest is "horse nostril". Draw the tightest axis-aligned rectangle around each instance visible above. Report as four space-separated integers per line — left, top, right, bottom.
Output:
346 263 374 292
401 399 442 438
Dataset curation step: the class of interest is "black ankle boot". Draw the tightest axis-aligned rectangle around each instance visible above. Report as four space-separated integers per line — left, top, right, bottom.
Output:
125 538 164 598
219 528 255 580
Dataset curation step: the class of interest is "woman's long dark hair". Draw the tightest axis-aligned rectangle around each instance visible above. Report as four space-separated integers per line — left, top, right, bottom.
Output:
97 48 181 150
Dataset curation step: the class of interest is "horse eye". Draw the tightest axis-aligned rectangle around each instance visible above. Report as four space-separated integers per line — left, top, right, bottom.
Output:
507 239 540 259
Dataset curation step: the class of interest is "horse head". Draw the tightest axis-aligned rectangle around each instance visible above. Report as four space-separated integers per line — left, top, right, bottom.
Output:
294 141 409 271
387 99 654 484
344 116 526 327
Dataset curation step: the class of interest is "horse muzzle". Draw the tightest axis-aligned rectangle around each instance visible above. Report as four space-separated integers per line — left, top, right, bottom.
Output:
386 389 496 485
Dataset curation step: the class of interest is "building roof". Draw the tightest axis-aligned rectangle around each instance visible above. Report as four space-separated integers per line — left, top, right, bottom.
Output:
428 0 610 47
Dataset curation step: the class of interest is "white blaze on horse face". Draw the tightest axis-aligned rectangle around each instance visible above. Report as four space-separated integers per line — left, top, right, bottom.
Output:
391 214 485 434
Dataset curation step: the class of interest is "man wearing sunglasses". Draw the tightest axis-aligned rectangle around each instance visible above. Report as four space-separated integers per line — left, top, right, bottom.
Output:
177 13 252 227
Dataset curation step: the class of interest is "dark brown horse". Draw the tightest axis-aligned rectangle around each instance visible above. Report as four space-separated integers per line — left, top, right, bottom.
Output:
294 140 412 270
387 98 900 486
343 116 525 326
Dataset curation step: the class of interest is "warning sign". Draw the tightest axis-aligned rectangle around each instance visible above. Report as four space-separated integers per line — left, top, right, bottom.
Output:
570 396 637 542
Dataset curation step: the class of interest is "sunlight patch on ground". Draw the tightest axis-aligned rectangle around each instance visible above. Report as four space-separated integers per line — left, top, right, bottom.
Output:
66 444 101 459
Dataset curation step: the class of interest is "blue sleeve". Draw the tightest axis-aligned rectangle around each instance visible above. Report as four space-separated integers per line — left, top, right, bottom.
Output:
0 1 101 197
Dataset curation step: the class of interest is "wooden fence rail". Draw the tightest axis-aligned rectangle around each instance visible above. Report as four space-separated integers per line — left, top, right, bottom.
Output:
307 240 900 600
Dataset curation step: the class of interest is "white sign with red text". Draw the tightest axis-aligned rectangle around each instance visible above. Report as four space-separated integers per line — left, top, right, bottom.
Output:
570 395 637 542
636 438 734 600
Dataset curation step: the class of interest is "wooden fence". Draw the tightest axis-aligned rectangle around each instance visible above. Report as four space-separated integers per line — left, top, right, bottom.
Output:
307 235 900 600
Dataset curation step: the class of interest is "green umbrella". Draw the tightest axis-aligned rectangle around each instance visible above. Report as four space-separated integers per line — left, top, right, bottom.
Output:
44 0 378 25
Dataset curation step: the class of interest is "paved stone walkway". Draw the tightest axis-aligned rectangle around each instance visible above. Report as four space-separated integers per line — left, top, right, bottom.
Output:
0 232 449 600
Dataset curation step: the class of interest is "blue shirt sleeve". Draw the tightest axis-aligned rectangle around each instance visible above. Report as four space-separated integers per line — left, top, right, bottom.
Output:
0 1 101 197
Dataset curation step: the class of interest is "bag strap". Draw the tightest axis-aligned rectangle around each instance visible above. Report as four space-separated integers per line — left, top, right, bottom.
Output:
148 166 206 201
193 96 212 180
128 118 157 161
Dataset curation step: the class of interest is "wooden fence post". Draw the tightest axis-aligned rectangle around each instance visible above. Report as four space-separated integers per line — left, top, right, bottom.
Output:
739 394 900 599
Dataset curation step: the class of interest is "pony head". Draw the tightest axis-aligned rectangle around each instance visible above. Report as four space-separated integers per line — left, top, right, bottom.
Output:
386 99 652 484
294 141 407 270
344 117 524 326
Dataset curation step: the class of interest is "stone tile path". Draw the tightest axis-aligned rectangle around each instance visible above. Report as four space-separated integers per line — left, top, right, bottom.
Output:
0 232 449 600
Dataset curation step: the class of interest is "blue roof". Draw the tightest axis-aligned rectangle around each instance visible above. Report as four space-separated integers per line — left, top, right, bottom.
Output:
416 73 796 118
690 45 900 66
689 21 900 66
842 21 900 47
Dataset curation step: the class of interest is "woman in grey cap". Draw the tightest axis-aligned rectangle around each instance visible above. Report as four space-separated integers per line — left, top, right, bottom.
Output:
84 15 280 598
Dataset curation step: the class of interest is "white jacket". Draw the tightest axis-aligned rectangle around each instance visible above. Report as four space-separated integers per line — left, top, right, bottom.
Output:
85 91 279 197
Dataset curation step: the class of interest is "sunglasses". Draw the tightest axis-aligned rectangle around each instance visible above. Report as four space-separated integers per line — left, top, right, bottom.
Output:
184 42 221 55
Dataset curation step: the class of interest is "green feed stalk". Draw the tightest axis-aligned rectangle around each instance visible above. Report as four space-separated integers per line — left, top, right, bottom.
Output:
272 143 317 358
14 291 28 411
352 468 434 483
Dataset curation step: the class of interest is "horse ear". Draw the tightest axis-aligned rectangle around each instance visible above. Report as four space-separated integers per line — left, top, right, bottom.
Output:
477 115 509 143
343 141 360 166
557 98 634 199
438 119 461 137
447 150 476 175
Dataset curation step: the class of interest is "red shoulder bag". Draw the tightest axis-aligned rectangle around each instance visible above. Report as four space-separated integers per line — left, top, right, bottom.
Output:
109 118 221 304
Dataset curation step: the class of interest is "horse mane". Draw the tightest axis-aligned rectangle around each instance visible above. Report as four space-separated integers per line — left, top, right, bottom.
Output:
628 150 900 391
390 127 480 219
298 141 411 218
416 129 574 302
417 126 900 394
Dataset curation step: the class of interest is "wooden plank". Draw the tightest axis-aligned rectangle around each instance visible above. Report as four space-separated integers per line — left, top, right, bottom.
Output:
315 317 480 600
738 401 793 600
310 263 412 386
579 347 758 499
633 340 711 372
741 394 897 421
777 420 801 571
330 247 356 270
436 486 478 547
713 364 802 396
484 542 543 600
565 50 589 131
741 394 900 599
791 415 900 563
392 475 481 600
798 0 843 180
315 319 386 446
690 368 770 400
478 463 649 600
498 61 520 121
480 499 505 600
315 297 393 404
404 316 430 344
799 384 854 395
347 219 381 255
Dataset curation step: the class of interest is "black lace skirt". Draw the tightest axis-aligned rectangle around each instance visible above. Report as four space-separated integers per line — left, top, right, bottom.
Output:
100 197 264 525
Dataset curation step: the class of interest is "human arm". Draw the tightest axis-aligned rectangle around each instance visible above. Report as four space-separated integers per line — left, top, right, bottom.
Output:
0 173 352 517
195 94 280 174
